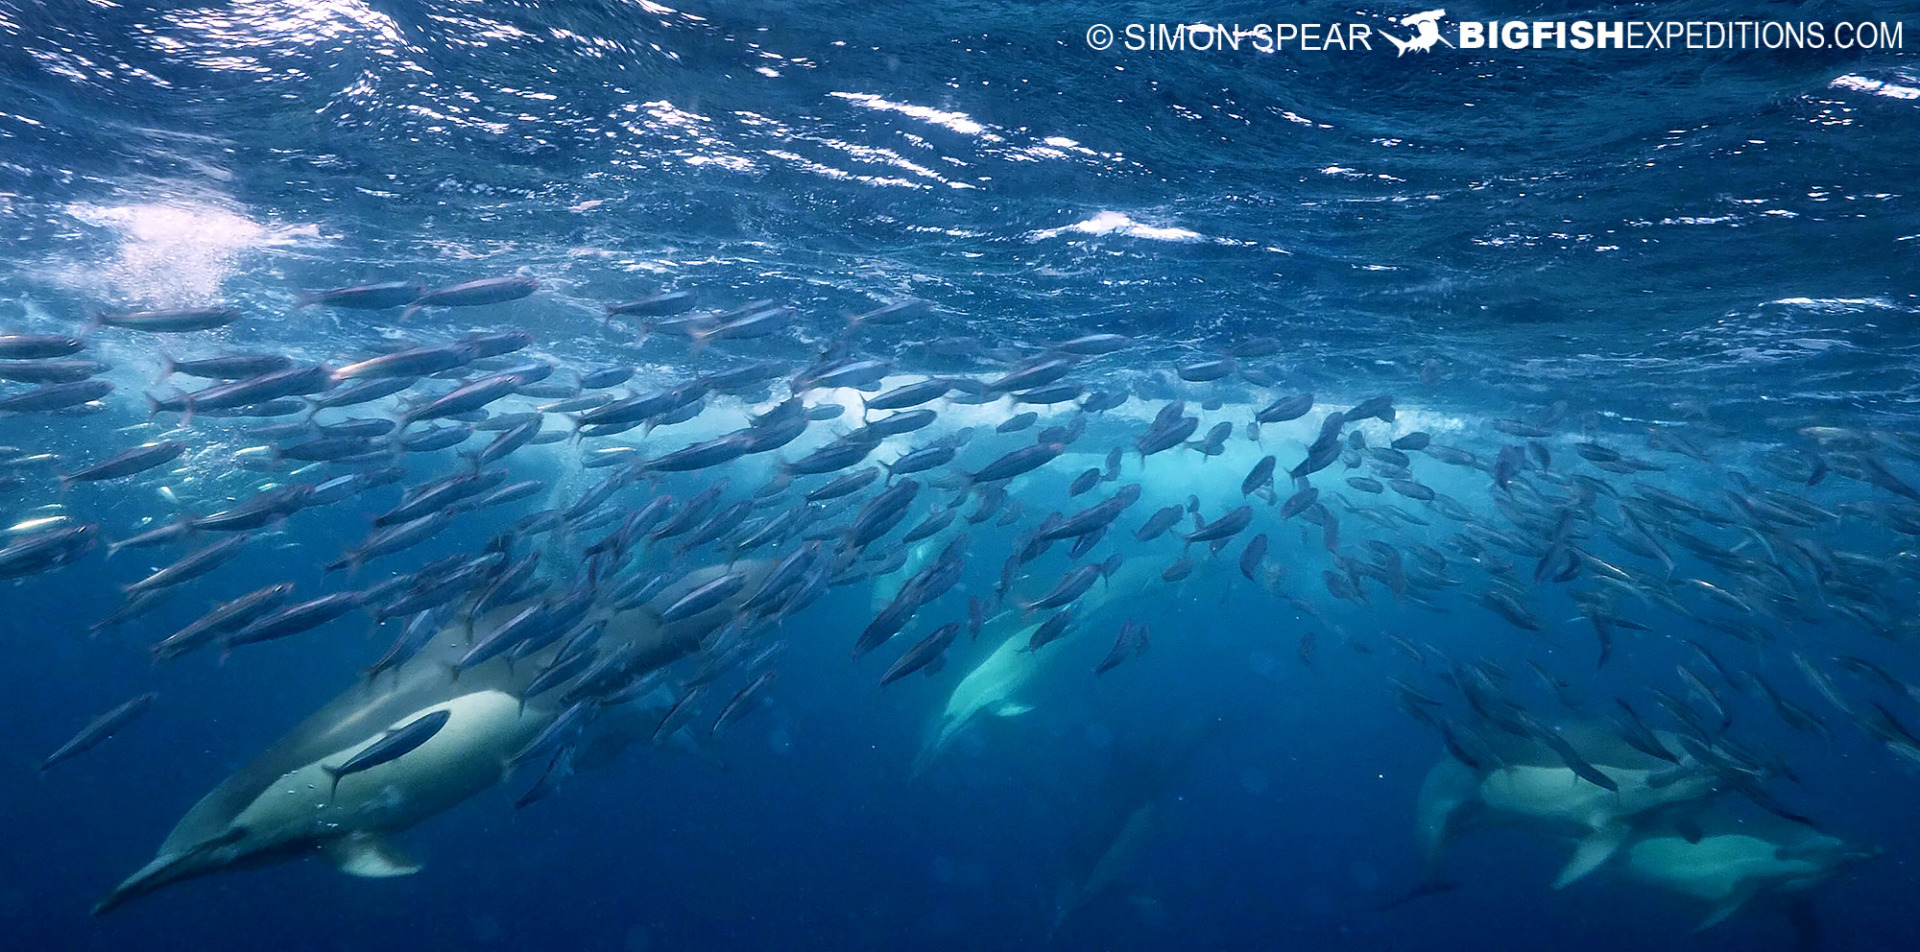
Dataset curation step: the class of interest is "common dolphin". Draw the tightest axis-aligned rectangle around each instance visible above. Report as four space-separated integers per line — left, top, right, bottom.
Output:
912 557 1169 774
913 618 1048 774
1048 716 1234 939
95 561 767 914
1051 801 1158 939
1618 810 1877 930
1415 722 1722 890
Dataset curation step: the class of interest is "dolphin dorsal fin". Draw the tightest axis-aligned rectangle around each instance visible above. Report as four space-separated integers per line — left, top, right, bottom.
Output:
323 833 422 878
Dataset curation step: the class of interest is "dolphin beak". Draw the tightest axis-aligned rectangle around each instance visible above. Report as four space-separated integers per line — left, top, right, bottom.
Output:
93 852 191 916
95 825 258 914
1843 844 1885 866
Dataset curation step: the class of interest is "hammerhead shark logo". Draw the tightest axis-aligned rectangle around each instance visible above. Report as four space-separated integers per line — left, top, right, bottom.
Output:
1384 9 1453 56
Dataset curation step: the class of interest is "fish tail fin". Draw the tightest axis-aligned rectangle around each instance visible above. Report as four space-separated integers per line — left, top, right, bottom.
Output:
156 353 175 383
398 302 422 322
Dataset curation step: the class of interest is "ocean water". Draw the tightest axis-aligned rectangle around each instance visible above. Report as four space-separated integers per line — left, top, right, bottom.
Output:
3 1 1919 949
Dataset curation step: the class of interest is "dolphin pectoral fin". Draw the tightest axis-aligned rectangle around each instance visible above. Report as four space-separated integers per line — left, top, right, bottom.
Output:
1552 823 1626 889
992 701 1034 717
323 833 421 878
1694 888 1757 931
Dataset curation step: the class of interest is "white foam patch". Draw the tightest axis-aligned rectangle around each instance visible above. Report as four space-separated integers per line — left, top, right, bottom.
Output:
1769 296 1896 311
828 92 998 139
63 199 318 306
1831 74 1920 101
1030 211 1202 243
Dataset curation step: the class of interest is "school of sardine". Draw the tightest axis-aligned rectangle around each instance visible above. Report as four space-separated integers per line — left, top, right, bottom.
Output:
4 277 1909 924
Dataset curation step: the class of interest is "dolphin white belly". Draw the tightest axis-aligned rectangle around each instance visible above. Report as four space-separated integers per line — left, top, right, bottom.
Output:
232 689 538 843
915 623 1043 772
1414 726 1725 891
1625 834 1788 903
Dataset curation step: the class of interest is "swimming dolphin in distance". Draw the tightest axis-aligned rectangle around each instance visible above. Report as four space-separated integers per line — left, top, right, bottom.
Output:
1415 721 1723 890
912 618 1047 775
912 558 1165 775
95 561 767 914
1049 715 1234 939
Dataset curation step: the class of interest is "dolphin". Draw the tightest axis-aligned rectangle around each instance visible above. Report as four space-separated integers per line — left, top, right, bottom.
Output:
1051 800 1158 940
1048 715 1234 939
912 619 1048 774
95 561 767 914
912 558 1168 774
1415 721 1722 890
1618 810 1878 930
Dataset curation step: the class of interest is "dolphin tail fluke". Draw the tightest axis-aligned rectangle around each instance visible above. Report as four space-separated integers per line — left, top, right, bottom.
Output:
322 832 421 878
1552 822 1627 889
